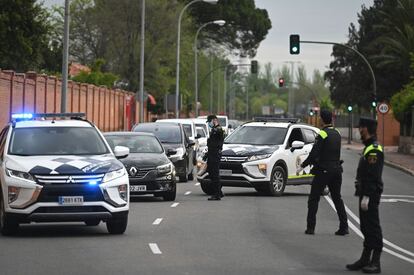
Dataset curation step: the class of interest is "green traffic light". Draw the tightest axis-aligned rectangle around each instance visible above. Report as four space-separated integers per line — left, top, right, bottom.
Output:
347 106 353 112
372 101 377 107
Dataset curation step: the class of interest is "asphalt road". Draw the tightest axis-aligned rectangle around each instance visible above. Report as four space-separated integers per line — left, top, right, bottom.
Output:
0 149 413 275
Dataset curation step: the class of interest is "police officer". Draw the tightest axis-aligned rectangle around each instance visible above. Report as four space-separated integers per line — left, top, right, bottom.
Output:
206 114 225 201
298 109 349 235
346 117 383 273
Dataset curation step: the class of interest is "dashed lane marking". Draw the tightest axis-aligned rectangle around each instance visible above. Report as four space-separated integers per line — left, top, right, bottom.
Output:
184 191 192 195
152 218 163 225
171 202 179 208
149 243 162 255
324 196 414 264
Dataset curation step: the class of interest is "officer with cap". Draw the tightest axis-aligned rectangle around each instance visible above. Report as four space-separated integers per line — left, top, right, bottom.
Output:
298 109 349 235
346 117 384 273
205 114 225 200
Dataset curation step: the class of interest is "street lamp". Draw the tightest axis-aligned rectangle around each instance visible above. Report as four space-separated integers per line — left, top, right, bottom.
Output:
175 0 218 118
194 20 225 117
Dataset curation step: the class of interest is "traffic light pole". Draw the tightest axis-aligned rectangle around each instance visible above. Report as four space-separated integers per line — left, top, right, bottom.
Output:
301 40 377 119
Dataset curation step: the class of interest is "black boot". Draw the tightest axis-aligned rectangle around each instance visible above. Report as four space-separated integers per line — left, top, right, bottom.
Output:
362 250 381 273
346 248 372 271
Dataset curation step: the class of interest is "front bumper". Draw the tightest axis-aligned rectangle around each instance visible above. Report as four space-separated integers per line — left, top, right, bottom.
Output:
129 170 175 195
2 173 130 221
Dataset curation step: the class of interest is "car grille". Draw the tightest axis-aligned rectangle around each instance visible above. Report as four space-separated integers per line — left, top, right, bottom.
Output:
221 156 248 162
34 174 104 185
36 184 105 202
126 167 156 178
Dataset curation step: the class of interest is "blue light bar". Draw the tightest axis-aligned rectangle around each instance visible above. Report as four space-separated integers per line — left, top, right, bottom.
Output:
89 181 98 186
11 113 33 119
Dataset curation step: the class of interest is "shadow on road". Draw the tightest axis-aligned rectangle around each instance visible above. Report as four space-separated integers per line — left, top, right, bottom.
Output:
6 223 108 238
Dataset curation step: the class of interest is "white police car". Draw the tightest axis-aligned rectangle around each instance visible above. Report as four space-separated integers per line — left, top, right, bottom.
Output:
197 118 320 196
0 113 130 235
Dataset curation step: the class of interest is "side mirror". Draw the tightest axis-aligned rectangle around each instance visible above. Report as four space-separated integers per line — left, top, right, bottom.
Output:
166 149 177 156
196 134 201 139
290 141 305 152
114 146 129 159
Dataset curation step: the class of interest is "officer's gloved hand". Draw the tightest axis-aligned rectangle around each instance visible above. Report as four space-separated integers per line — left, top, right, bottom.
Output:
361 196 370 211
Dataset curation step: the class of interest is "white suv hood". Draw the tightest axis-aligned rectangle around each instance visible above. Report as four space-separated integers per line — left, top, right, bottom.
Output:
221 144 279 157
6 154 123 175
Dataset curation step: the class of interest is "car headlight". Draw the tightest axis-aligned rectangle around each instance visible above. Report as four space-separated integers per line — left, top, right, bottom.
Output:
6 169 36 183
103 168 126 183
246 154 272 162
157 163 173 175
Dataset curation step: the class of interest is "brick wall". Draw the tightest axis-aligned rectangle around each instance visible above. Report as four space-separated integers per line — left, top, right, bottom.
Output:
0 70 139 131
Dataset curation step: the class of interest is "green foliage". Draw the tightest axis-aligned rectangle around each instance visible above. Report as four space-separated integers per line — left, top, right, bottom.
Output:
0 0 51 71
319 96 334 110
71 59 119 88
391 53 414 121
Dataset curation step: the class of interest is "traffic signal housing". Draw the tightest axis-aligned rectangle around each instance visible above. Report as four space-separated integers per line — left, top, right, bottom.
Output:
289 34 300 54
278 78 285 88
251 60 258 74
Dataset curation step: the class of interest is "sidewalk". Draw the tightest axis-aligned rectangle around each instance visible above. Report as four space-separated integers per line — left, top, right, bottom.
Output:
342 139 414 176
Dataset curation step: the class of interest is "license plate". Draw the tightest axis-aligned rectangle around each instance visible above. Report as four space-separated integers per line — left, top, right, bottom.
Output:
220 169 232 176
58 196 84 205
130 185 147 192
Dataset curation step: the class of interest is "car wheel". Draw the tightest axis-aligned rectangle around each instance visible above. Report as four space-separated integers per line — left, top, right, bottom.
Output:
200 181 214 195
106 214 128 235
162 185 176 201
267 166 286 196
0 195 19 236
85 220 100 226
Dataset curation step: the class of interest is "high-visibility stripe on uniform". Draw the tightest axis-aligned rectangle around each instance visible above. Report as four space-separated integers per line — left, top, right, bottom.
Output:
319 130 328 139
363 144 383 156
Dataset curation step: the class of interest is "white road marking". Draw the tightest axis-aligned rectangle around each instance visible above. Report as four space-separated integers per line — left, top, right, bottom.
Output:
184 191 192 195
381 198 414 203
195 182 200 186
152 218 163 225
382 194 414 198
324 196 414 264
149 243 162 255
171 202 179 208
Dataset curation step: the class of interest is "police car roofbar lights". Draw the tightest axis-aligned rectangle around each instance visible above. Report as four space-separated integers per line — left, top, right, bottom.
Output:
253 117 301 123
11 112 86 121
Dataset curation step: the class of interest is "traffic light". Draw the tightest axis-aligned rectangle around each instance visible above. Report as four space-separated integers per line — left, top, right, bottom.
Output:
251 60 258 74
347 105 353 112
309 109 314 116
278 78 285 88
289 34 300 54
371 101 377 108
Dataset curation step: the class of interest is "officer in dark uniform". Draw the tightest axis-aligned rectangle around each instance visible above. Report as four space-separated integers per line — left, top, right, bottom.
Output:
299 109 349 235
206 114 225 201
346 117 383 274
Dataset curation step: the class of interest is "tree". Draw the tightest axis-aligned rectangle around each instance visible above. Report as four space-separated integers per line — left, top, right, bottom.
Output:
185 0 272 57
0 0 50 71
71 59 119 88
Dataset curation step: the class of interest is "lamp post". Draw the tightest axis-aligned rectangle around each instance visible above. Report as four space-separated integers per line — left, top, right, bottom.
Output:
175 0 218 118
194 20 225 117
139 0 145 123
61 0 70 113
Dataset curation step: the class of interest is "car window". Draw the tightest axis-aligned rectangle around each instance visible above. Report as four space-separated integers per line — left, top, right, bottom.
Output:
196 128 206 138
134 124 182 143
195 123 208 134
302 128 316 144
287 128 305 147
182 124 193 138
225 126 287 145
105 135 163 153
8 127 109 156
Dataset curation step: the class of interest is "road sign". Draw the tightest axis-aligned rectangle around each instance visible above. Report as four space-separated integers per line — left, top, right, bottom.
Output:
378 102 389 114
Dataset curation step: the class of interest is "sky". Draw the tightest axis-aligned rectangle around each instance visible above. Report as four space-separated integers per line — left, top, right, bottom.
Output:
43 0 374 79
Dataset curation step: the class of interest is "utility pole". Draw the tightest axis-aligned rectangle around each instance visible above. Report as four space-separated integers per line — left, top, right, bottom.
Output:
209 55 213 113
139 0 145 122
61 0 70 113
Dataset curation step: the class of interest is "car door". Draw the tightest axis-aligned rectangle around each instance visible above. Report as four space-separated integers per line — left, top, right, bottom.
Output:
285 127 309 184
0 126 10 196
299 127 318 182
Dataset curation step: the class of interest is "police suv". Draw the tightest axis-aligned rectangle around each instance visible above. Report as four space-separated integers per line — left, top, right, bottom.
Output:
0 113 130 235
197 118 320 196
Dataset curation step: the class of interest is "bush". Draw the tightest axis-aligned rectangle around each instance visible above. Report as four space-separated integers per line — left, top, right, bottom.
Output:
391 81 414 122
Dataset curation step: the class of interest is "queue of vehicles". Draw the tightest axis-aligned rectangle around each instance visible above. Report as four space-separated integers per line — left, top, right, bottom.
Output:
0 113 318 235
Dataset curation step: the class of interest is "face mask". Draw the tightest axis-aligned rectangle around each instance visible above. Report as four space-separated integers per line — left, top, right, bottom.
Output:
208 122 214 128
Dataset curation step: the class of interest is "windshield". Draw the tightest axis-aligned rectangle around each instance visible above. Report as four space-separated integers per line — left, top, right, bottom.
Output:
196 128 206 138
133 124 182 143
225 126 287 145
105 135 163 153
9 127 109 156
195 123 208 134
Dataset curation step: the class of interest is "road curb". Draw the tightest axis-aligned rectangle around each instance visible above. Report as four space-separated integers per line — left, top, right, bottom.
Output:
384 160 414 177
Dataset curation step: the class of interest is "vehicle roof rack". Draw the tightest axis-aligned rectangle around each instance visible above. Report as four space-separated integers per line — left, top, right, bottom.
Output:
253 116 301 123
